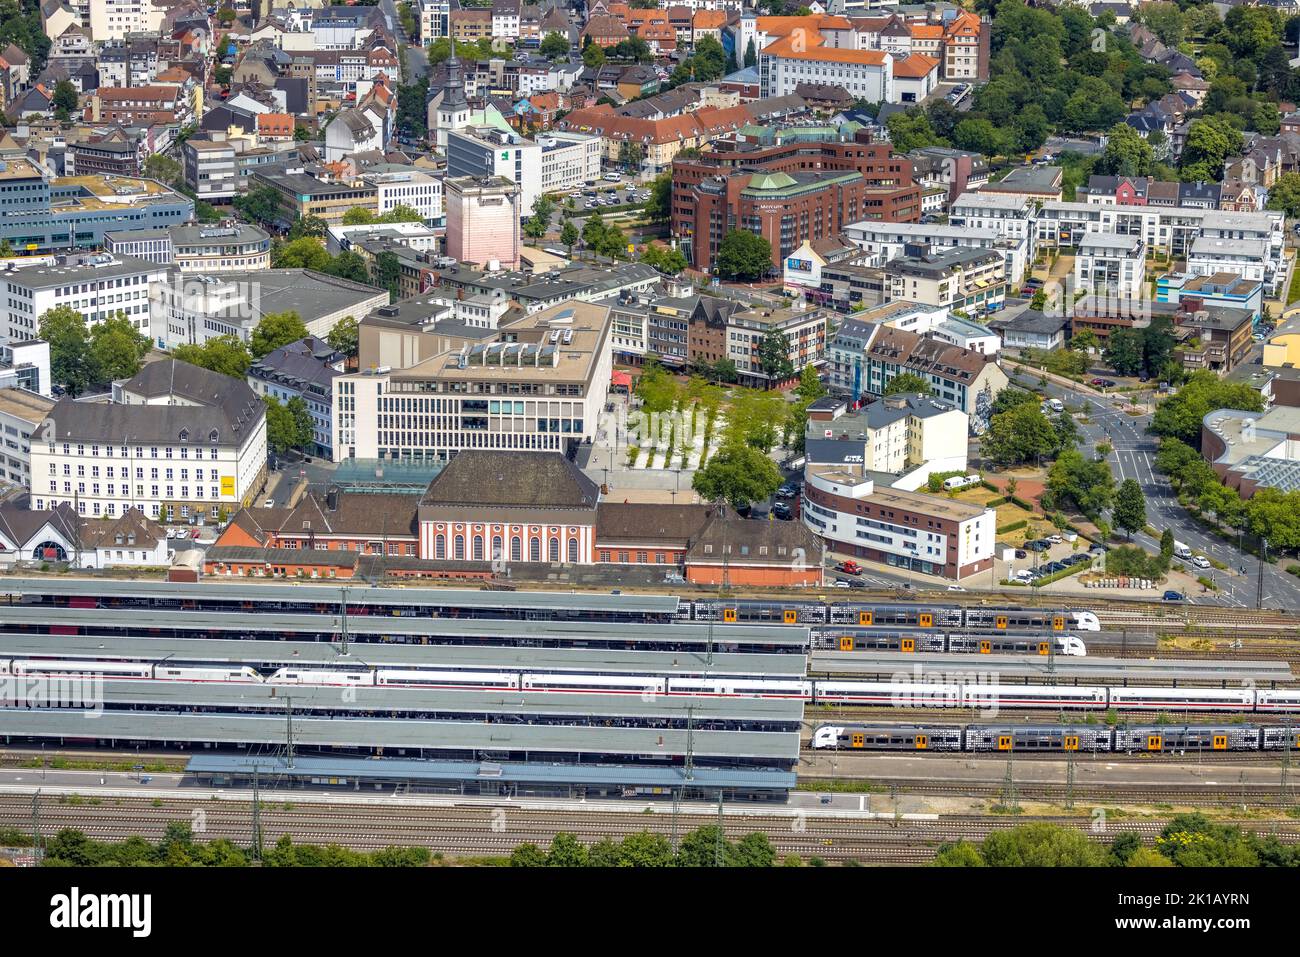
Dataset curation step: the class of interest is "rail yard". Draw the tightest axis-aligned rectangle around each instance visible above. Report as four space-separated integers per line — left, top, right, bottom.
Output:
1 576 1299 874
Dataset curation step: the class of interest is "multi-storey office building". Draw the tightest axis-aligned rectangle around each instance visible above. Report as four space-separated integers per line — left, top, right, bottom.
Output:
333 300 613 463
0 252 167 344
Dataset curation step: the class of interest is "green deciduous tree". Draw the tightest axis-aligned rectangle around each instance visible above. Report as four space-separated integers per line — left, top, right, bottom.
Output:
540 32 571 61
646 171 672 223
173 335 253 379
233 184 283 227
1267 172 1300 218
560 220 579 255
40 305 93 395
272 237 332 271
980 822 1109 867
1047 447 1115 519
1095 122 1155 178
692 443 782 509
1114 478 1147 539
326 316 359 357
321 250 371 285
582 42 606 69
1103 328 1145 376
1151 370 1265 447
715 229 772 280
52 79 78 119
755 328 795 382
883 372 933 397
88 314 151 384
251 311 308 360
262 395 312 454
641 244 688 275
982 402 1059 467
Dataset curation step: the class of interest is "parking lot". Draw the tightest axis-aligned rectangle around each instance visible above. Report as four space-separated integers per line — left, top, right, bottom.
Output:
1006 534 1101 586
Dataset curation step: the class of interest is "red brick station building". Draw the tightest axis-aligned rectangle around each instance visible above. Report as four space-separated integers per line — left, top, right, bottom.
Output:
206 450 824 586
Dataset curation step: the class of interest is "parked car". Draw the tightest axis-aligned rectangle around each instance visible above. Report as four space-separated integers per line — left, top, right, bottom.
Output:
838 577 867 588
772 502 793 520
1014 549 1027 559
776 483 799 498
1090 377 1116 388
1163 590 1185 602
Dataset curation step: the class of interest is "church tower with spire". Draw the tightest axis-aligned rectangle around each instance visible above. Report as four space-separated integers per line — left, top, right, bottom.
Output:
435 47 471 150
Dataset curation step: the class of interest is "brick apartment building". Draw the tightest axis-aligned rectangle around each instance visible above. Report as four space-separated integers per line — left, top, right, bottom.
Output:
672 132 922 272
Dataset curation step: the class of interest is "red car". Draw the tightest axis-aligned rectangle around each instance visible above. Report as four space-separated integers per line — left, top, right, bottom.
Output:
835 561 863 576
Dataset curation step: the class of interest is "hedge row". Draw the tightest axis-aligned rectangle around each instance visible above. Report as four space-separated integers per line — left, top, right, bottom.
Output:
997 519 1028 535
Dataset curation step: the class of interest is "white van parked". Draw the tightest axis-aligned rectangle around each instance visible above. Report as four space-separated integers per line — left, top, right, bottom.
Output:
943 474 982 491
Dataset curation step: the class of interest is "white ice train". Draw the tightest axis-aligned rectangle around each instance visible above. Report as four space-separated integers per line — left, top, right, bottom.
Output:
3 656 1300 712
1 658 262 683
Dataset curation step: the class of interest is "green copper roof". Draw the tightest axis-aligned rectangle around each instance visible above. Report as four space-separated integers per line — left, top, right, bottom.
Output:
746 172 798 191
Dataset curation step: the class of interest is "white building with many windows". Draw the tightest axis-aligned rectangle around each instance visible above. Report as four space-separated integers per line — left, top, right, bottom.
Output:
360 166 445 225
333 300 613 463
0 253 167 344
1075 233 1146 299
539 132 602 192
31 360 267 523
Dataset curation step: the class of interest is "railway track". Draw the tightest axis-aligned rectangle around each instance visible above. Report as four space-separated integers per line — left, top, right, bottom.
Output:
3 795 1297 864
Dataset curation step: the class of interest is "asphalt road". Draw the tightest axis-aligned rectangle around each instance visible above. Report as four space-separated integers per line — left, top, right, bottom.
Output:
1006 366 1300 611
380 0 429 83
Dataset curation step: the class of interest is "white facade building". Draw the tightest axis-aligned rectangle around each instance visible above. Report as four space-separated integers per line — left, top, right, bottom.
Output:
31 360 268 522
0 253 167 344
538 132 602 192
1075 234 1146 299
362 167 444 225
333 301 612 463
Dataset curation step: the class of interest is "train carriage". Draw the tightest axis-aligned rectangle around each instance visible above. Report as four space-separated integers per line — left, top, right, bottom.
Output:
813 680 961 707
1114 726 1260 752
811 629 947 653
961 684 1108 710
963 726 1112 752
520 672 667 695
688 600 828 625
944 633 1087 656
1255 690 1300 712
1262 726 1300 750
1107 687 1255 711
810 724 964 751
828 603 965 629
668 677 812 698
10 659 154 679
374 669 520 690
268 668 376 687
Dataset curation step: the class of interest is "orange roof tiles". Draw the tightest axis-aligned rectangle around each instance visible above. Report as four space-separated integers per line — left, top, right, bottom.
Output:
755 14 850 35
626 8 669 24
257 112 294 136
762 32 888 65
560 102 751 146
910 23 943 39
693 9 726 29
892 53 938 77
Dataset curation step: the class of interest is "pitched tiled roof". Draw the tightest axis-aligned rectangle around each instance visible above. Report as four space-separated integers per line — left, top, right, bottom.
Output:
596 503 711 544
419 451 599 508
